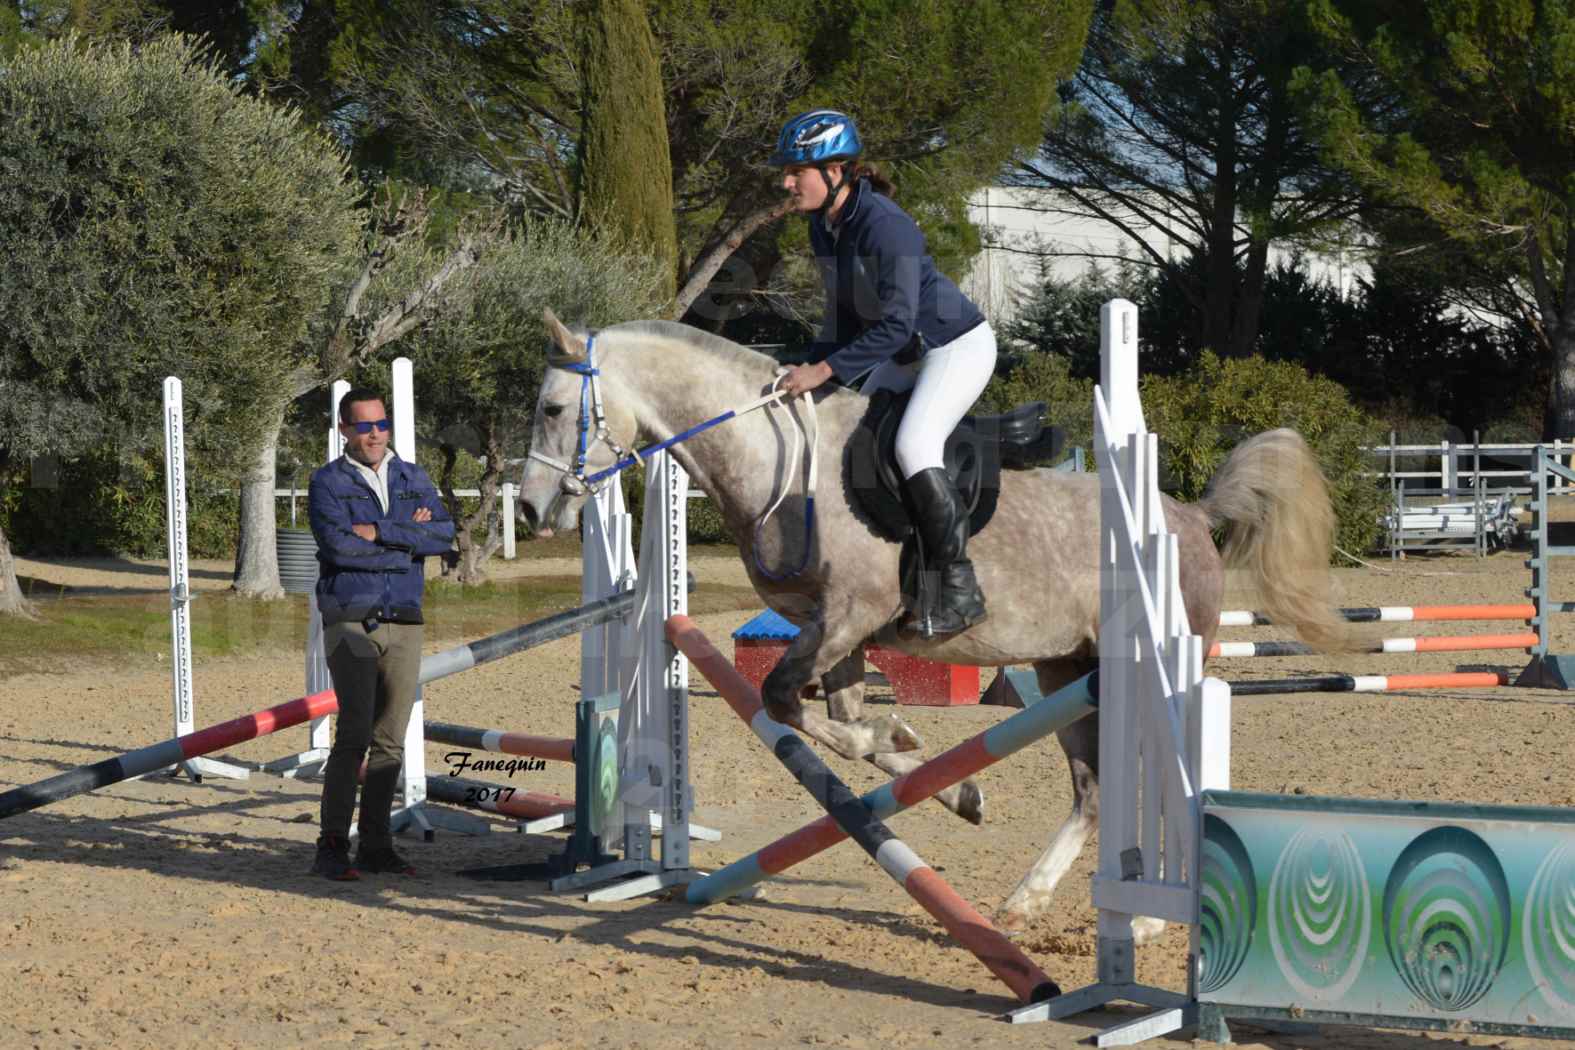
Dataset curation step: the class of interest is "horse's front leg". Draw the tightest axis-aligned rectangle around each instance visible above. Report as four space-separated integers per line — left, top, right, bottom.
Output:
762 621 920 759
819 647 865 723
819 647 984 825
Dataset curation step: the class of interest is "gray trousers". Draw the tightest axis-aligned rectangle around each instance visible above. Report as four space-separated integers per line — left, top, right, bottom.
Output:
320 620 423 846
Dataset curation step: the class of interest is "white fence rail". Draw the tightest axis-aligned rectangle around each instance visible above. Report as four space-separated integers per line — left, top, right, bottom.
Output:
1369 437 1575 495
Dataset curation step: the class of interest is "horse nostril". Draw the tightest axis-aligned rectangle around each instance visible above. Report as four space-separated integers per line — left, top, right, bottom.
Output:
519 501 538 531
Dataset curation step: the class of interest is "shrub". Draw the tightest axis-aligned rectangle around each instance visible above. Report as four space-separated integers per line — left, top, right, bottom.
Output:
0 33 363 570
979 351 1096 461
1142 353 1388 556
6 447 239 558
0 34 363 475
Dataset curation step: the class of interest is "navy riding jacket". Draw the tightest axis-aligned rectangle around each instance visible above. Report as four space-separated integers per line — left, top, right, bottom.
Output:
307 453 456 626
807 177 986 385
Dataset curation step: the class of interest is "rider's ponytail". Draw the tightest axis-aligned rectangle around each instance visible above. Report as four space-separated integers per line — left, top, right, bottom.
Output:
850 161 895 197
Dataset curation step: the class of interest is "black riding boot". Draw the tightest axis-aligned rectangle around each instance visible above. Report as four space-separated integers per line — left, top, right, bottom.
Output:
902 467 987 638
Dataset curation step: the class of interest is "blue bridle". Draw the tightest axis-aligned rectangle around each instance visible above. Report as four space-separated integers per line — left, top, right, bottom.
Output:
524 334 818 580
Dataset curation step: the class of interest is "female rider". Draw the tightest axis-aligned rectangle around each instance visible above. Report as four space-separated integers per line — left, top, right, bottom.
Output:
772 109 997 638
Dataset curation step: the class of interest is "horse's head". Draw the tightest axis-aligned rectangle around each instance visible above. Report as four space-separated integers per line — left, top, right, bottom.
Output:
517 309 638 537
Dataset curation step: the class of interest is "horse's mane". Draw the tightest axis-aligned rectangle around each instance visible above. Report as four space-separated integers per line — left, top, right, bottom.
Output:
604 319 781 373
600 319 867 425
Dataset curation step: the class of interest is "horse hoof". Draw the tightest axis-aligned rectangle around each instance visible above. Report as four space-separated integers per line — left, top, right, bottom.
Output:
957 781 985 825
994 905 1030 937
889 716 923 752
1132 916 1168 945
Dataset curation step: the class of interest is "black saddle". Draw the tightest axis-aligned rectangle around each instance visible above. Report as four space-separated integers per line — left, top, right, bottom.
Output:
845 390 1065 544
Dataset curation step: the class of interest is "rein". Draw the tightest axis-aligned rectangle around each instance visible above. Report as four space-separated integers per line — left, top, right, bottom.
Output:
525 335 820 579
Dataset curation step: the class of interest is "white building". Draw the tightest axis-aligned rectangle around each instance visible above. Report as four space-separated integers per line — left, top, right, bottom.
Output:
959 186 1369 326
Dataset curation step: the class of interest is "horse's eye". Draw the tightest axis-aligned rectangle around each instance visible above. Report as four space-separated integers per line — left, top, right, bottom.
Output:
544 405 565 419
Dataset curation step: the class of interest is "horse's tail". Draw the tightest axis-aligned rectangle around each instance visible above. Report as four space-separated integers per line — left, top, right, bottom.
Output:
1197 428 1352 652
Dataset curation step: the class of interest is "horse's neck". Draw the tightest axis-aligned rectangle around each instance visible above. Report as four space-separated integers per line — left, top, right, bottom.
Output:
606 336 861 526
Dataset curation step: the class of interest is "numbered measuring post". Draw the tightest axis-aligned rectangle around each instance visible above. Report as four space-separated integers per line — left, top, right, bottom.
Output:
161 378 248 783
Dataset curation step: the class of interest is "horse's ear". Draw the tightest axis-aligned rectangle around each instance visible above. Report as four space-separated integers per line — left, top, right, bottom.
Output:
543 308 587 365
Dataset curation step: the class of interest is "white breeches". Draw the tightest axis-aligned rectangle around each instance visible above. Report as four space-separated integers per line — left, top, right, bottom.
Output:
859 322 998 479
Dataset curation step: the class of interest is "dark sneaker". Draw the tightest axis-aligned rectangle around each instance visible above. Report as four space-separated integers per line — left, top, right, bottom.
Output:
355 844 417 876
312 834 360 881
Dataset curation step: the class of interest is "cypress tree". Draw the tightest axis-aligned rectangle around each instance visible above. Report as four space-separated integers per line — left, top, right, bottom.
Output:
577 0 679 304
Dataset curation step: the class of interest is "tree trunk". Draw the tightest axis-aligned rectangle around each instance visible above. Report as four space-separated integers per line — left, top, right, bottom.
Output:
460 429 507 584
1204 33 1240 356
437 444 469 580
1528 217 1575 440
456 502 501 585
1551 319 1575 440
440 430 506 586
232 402 287 599
674 199 793 320
1231 69 1292 359
1231 235 1272 357
0 520 33 618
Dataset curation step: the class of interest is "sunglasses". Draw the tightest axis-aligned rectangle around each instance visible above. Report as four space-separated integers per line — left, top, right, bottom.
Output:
345 418 390 435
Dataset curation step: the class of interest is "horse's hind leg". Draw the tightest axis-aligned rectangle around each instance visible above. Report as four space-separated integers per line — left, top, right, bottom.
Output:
996 658 1166 942
997 659 1098 934
763 619 920 759
821 647 984 825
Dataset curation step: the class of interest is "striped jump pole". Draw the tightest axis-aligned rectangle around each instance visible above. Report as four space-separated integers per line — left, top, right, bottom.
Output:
420 776 574 821
419 584 667 685
1210 632 1538 659
1219 604 1534 627
667 615 1060 1006
0 582 695 824
423 721 576 764
355 762 574 822
688 671 1099 907
1228 671 1510 696
0 691 339 820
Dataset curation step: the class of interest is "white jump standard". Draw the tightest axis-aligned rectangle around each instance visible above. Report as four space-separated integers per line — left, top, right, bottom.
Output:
161 377 250 784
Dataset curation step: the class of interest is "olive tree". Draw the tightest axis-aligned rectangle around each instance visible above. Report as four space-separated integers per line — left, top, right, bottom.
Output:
0 34 366 613
394 219 668 582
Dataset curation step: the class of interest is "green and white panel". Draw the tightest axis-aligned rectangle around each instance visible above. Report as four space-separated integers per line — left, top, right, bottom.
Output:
1200 790 1575 1038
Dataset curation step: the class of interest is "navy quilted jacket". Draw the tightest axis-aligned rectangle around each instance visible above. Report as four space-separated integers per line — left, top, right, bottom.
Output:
307 454 455 625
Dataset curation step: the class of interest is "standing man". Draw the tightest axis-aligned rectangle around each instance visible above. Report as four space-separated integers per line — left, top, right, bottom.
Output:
307 387 455 880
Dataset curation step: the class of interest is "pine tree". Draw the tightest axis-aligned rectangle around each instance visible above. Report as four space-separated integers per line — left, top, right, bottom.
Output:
1016 0 1365 359
1297 0 1575 436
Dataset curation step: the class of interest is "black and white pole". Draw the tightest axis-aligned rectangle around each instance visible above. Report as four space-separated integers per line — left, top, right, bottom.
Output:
162 377 248 783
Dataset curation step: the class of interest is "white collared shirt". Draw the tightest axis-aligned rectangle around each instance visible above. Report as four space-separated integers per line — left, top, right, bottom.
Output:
346 451 392 513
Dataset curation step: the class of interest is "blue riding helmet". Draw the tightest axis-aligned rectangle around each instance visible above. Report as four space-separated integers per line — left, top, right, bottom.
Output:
768 109 862 167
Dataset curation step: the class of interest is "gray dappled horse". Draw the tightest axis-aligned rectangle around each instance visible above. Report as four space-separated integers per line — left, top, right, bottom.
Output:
517 312 1345 933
